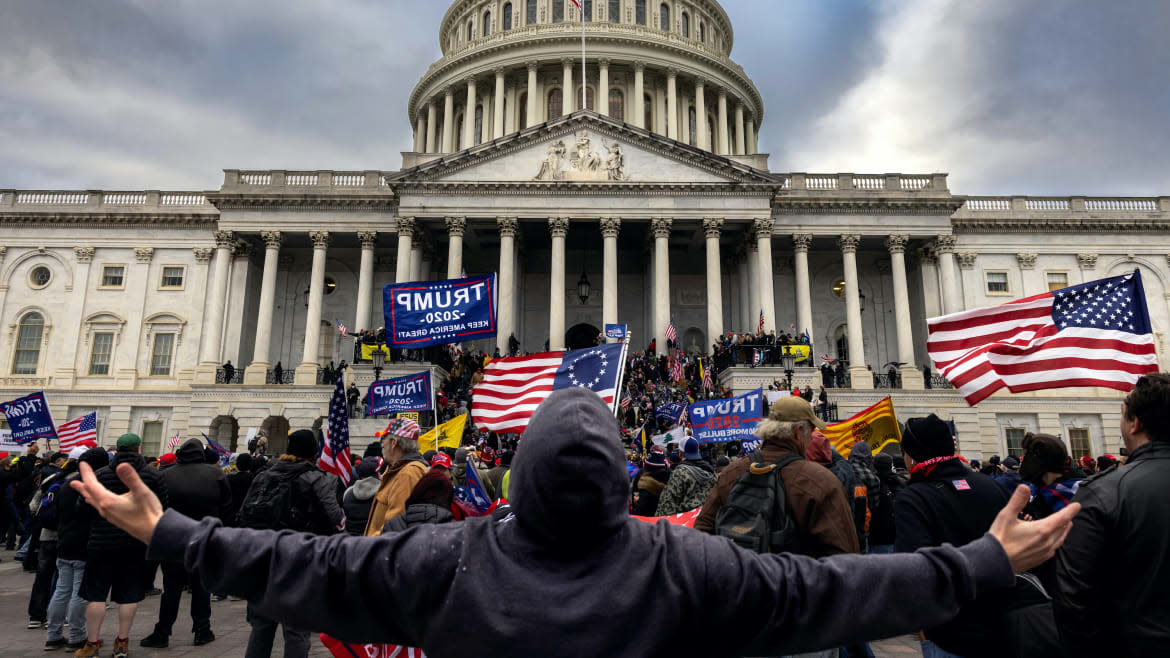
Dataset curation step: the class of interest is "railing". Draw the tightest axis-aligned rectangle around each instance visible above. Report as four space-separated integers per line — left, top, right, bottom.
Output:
1085 198 1157 211
4 191 216 210
17 192 89 204
286 174 319 186
963 196 1164 213
215 368 243 384
928 375 955 390
852 176 885 191
103 193 147 205
267 369 295 385
240 173 271 185
873 373 901 389
159 193 206 205
805 175 838 190
965 198 1011 211
332 174 365 186
780 174 945 193
1025 199 1070 211
900 176 931 191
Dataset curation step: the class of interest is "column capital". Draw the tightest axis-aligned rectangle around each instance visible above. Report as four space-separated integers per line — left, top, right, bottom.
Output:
838 234 861 254
527 60 540 72
694 76 707 89
917 247 938 265
444 216 467 237
464 76 477 87
633 60 646 72
752 218 775 240
193 247 213 263
0 246 6 264
717 86 728 98
792 233 813 252
309 231 331 249
666 67 679 79
702 217 724 238
1077 252 1098 270
396 216 416 238
498 216 519 237
885 234 909 254
261 230 283 249
561 57 575 67
74 246 95 263
213 230 234 248
598 57 610 68
232 241 252 258
957 252 978 269
600 216 621 238
935 234 957 254
1016 252 1037 269
651 216 673 239
134 247 155 264
357 231 378 248
549 216 570 238
493 66 506 77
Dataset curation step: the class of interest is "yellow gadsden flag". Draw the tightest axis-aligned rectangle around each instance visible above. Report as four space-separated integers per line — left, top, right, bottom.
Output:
821 397 902 458
420 413 468 452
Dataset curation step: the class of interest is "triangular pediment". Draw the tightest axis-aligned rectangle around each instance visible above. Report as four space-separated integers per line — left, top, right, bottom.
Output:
388 112 778 186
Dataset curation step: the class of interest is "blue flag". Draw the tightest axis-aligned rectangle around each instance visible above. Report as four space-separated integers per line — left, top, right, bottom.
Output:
0 392 57 445
655 402 686 424
384 273 498 348
457 462 493 515
604 323 627 340
688 388 764 444
367 371 432 416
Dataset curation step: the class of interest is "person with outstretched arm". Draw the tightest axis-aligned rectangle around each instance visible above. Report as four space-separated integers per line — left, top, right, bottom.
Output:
71 388 1079 658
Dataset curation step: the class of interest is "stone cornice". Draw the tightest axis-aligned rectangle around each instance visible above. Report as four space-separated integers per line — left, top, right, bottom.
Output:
0 212 217 226
393 180 777 197
952 216 1170 233
773 198 966 216
206 194 396 211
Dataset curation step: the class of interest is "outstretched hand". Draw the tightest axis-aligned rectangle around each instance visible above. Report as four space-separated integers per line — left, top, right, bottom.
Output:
71 462 163 545
990 485 1079 573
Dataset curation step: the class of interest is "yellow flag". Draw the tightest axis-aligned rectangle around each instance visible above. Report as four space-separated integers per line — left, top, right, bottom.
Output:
820 397 902 458
641 425 648 454
419 413 468 451
483 355 491 367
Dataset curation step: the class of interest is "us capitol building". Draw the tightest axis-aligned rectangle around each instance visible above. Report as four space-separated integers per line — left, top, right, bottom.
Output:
2 0 1167 457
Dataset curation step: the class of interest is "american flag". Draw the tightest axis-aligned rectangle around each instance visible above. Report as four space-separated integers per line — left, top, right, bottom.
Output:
620 390 631 411
665 320 678 345
472 343 626 434
202 433 232 467
669 358 684 383
336 320 347 337
318 369 353 485
758 309 765 334
701 359 713 390
56 412 97 450
166 432 182 452
928 270 1159 406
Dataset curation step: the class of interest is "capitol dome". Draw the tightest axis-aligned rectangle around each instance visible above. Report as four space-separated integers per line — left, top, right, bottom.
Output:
407 0 763 157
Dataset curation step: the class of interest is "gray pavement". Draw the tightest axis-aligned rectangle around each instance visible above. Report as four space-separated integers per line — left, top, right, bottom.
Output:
0 548 922 657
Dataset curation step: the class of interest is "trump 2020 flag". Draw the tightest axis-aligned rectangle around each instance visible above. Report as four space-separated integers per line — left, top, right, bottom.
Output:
0 392 57 445
928 270 1159 405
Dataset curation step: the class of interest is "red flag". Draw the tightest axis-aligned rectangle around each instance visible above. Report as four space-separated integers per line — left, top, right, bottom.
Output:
632 507 702 528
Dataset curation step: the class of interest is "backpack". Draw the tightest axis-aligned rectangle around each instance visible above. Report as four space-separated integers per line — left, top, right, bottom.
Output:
31 478 64 530
852 484 872 540
237 463 314 532
714 454 804 554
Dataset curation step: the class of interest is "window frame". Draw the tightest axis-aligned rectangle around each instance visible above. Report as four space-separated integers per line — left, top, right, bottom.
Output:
159 265 186 290
483 10 491 36
141 420 164 450
88 331 115 376
28 266 52 290
608 0 621 23
635 0 646 25
583 0 593 21
99 264 126 290
553 0 564 23
1046 271 1069 293
1067 427 1092 460
681 11 689 37
1004 427 1027 458
527 0 538 25
547 87 563 120
503 2 513 30
984 270 1011 296
11 311 46 375
149 332 176 377
659 3 670 31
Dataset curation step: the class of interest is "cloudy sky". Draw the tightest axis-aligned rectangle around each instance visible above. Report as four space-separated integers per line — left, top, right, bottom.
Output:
1 0 1167 196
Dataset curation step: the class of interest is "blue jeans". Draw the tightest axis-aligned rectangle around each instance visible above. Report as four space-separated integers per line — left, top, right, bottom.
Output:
47 559 86 644
869 544 895 554
922 640 963 658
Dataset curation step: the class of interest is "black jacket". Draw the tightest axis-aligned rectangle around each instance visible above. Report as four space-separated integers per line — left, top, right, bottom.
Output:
868 471 904 546
146 387 1014 658
165 439 233 523
86 452 169 555
894 459 1012 656
226 470 254 525
1055 441 1170 657
241 459 342 536
381 503 455 534
55 471 92 561
341 476 380 536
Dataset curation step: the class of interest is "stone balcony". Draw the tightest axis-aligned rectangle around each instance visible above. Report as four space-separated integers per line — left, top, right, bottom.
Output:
0 189 218 224
953 195 1170 231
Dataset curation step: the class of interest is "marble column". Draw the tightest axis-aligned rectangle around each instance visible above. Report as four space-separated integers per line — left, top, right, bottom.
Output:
839 234 872 389
695 78 709 151
244 232 282 384
394 217 414 283
561 58 574 114
355 231 377 332
746 118 757 155
445 216 466 279
601 217 621 341
414 114 425 152
195 230 235 383
792 233 813 339
887 234 923 389
703 218 724 349
652 217 672 355
737 247 750 332
493 69 506 139
463 77 478 149
497 217 518 354
754 218 776 333
747 240 760 328
633 61 646 129
599 59 610 117
295 231 330 384
734 102 746 155
442 88 456 153
717 88 730 155
936 234 962 315
549 217 570 350
666 69 678 140
526 61 539 128
426 101 438 153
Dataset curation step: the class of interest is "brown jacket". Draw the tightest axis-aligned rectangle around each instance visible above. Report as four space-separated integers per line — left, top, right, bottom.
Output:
364 456 428 536
694 435 859 557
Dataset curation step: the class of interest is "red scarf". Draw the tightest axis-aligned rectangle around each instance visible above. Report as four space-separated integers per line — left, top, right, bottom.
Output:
910 455 962 481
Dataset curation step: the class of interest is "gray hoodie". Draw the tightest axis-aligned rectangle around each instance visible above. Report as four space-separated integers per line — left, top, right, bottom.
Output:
146 387 1014 657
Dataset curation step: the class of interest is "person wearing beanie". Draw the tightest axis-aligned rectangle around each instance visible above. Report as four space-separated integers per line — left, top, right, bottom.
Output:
234 428 342 657
342 459 382 536
655 437 716 516
714 455 730 475
994 456 1023 490
380 470 457 533
1019 433 1083 522
364 419 428 537
630 448 671 517
868 453 905 555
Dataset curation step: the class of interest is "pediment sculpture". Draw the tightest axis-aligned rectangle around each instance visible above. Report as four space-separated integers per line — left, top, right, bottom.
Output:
534 131 628 182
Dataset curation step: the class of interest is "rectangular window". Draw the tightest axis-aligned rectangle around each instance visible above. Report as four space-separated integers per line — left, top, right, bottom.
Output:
150 333 175 376
160 266 185 288
609 0 621 22
101 266 125 288
553 0 564 22
141 421 163 450
1047 272 1069 292
583 0 592 21
1068 428 1092 460
89 332 114 376
1005 427 1026 457
985 271 1009 294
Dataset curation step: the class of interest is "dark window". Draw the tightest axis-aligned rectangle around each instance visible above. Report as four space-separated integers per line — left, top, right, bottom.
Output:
548 88 563 119
554 0 564 22
483 11 491 36
519 92 528 128
584 0 593 21
161 267 184 288
609 89 624 120
102 266 124 287
660 3 669 30
699 22 705 42
688 107 697 145
504 3 513 29
644 94 653 129
30 266 51 287
577 85 595 111
681 12 689 37
474 105 484 145
467 20 474 40
636 0 646 25
528 0 538 24
12 313 43 374
609 0 621 22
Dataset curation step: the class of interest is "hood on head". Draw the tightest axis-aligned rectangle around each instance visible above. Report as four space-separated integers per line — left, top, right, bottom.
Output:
806 432 832 465
510 387 627 551
849 441 875 469
176 438 208 464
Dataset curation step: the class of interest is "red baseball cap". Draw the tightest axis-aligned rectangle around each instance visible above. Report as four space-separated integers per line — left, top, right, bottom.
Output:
159 453 178 466
431 453 452 470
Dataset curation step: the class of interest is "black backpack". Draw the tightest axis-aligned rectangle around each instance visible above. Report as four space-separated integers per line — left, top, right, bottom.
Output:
714 454 804 554
237 463 314 532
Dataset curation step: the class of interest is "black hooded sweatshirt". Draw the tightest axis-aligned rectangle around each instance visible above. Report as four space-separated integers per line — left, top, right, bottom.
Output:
145 387 1014 658
165 439 233 523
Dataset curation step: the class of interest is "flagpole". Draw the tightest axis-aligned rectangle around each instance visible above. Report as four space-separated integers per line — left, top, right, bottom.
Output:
612 330 631 418
581 0 587 112
430 365 438 453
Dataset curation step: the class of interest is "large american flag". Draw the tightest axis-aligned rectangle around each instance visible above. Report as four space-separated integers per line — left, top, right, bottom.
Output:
472 342 627 434
928 270 1159 405
665 320 677 345
758 309 765 335
319 369 353 485
57 412 97 450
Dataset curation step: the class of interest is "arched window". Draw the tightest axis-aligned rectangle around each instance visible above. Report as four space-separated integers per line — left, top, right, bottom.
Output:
474 105 484 145
553 0 564 23
635 0 646 25
699 21 705 42
527 0 538 24
12 312 44 375
583 0 593 21
483 11 491 36
576 85 596 111
688 106 697 145
681 12 689 37
503 3 513 29
659 3 669 31
519 92 528 128
609 0 620 22
644 94 653 131
548 88 563 119
608 89 624 120
467 20 474 40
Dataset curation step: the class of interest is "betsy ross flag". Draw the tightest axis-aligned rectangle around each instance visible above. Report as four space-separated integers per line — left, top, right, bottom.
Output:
472 342 627 434
57 412 97 450
319 369 353 485
928 270 1159 405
